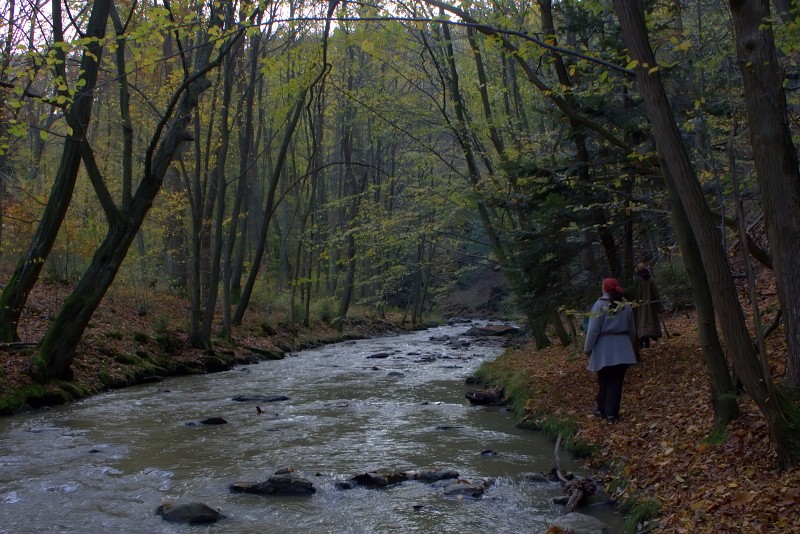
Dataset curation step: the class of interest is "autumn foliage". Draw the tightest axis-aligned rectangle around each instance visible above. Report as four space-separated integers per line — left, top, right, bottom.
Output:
497 303 800 531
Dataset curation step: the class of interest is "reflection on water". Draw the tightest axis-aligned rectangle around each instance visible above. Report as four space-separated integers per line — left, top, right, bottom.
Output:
0 323 624 533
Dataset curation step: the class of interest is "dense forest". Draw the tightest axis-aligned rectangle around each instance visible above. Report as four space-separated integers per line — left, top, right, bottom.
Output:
2 0 800 473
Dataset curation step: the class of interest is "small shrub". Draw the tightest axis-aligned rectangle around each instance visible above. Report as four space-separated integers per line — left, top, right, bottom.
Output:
154 315 170 335
311 296 337 323
113 353 142 366
133 331 150 344
155 333 180 354
260 321 277 336
703 422 728 445
621 498 661 533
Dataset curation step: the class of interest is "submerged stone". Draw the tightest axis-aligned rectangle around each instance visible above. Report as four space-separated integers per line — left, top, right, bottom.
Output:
548 512 610 534
155 502 225 524
231 394 290 403
200 417 228 425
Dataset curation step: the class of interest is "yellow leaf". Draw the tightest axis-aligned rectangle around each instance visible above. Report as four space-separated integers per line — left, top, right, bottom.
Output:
625 59 639 70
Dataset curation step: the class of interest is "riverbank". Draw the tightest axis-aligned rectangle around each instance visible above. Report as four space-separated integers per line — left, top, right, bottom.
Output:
0 283 418 415
478 311 800 532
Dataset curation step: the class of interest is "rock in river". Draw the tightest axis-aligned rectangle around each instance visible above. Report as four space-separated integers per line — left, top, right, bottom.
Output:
231 394 290 403
200 417 228 425
441 480 487 499
465 387 504 406
155 502 225 524
547 512 610 533
463 324 520 337
230 475 316 496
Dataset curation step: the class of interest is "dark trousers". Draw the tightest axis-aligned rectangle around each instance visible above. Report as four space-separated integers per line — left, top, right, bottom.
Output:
596 364 629 418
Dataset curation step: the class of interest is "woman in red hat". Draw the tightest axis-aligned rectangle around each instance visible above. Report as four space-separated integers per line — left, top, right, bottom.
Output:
583 278 638 423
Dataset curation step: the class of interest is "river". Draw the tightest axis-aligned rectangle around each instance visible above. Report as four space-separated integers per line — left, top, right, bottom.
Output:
0 322 624 533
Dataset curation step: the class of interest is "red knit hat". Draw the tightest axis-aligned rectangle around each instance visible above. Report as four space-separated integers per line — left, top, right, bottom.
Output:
602 277 623 294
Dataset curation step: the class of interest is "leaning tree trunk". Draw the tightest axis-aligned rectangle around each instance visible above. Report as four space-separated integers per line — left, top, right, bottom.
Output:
0 0 111 342
729 0 800 390
30 12 233 381
614 0 800 468
233 95 307 326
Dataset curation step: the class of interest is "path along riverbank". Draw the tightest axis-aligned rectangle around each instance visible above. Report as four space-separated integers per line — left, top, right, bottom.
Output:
478 310 800 532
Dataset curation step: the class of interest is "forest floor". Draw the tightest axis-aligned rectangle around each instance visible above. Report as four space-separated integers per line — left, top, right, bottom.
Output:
492 308 800 532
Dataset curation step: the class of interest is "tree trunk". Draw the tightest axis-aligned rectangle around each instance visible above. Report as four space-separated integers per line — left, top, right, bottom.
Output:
729 0 800 390
539 0 622 279
30 15 227 379
200 5 242 343
665 169 740 425
614 0 800 468
233 95 307 325
0 0 111 342
550 309 572 347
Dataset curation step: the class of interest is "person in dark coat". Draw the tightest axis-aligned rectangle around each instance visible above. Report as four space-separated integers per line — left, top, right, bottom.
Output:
584 278 638 423
634 263 663 348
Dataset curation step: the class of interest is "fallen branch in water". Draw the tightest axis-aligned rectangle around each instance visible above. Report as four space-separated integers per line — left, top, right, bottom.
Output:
554 433 596 514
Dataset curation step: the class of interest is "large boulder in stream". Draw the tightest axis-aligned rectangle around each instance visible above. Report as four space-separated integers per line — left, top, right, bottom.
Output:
244 346 286 361
202 350 235 372
336 468 459 490
409 468 460 482
155 502 225 524
346 471 410 488
231 394 290 403
230 474 316 496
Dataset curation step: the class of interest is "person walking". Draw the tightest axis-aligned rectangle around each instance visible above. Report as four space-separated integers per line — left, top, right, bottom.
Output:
584 278 638 423
634 262 663 348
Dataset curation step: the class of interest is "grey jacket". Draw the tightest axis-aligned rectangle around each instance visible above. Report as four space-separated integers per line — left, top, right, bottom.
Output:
584 293 637 372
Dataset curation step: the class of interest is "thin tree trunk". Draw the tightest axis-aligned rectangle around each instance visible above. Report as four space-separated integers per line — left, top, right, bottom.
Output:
233 95 308 325
540 0 622 279
200 4 242 343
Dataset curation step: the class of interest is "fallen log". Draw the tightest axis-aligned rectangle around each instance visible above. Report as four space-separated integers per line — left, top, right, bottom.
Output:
554 433 596 513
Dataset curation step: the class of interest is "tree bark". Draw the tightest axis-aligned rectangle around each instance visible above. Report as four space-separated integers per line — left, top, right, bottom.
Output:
614 0 800 468
729 0 800 390
0 0 112 342
30 3 234 381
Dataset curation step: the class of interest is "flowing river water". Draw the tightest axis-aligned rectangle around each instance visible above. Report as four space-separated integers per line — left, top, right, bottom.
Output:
0 322 625 533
